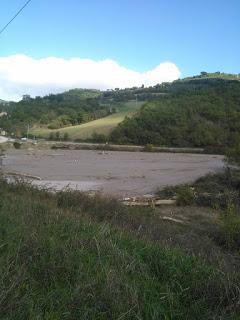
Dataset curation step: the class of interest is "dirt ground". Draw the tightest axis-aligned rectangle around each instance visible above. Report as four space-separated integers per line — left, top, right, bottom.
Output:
3 149 224 197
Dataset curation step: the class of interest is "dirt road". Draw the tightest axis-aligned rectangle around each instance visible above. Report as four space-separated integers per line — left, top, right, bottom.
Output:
3 149 224 197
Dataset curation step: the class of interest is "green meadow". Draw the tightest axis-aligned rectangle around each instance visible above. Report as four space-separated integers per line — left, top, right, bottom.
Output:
30 101 144 140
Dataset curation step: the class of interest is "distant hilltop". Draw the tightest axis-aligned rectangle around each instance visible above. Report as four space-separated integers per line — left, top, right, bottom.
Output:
182 71 240 81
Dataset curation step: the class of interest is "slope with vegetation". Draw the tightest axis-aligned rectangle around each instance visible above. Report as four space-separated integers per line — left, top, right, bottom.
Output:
1 72 240 147
0 89 111 136
111 78 240 150
30 100 144 141
0 177 239 319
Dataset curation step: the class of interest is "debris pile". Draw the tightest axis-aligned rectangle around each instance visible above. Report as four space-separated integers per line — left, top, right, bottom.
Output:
122 195 176 207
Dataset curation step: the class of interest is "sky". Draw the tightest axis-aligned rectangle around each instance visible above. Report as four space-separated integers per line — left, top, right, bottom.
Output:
0 0 239 101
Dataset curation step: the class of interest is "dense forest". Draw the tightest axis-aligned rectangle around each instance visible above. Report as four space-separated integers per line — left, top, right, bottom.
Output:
110 79 240 149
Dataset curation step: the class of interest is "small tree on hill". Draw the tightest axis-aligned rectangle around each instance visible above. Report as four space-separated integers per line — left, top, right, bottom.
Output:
55 131 60 141
49 132 54 140
63 132 69 141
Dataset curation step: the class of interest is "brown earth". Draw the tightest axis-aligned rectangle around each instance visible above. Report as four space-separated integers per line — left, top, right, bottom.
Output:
3 149 224 197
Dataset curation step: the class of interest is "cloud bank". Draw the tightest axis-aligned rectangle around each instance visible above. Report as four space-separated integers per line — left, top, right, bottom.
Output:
0 54 181 101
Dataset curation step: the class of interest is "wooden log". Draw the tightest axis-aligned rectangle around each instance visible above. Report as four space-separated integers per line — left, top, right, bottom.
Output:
122 199 176 207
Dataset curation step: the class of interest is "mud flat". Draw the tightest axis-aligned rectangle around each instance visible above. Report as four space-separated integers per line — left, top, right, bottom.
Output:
3 149 224 197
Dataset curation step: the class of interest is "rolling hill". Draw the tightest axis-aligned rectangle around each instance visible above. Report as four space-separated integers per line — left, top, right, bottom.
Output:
30 100 144 140
110 78 240 149
2 72 240 145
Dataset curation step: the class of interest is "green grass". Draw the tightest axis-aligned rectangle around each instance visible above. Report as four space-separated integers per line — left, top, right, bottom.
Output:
0 179 239 319
30 101 144 140
157 168 240 209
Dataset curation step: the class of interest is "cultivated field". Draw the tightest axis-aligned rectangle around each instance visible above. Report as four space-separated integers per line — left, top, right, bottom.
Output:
30 101 144 140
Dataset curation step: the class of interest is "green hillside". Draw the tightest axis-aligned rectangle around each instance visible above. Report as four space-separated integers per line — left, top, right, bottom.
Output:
2 73 240 144
0 89 106 136
110 79 240 149
30 100 144 140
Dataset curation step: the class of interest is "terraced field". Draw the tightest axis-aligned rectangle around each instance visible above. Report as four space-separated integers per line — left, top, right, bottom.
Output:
30 101 144 140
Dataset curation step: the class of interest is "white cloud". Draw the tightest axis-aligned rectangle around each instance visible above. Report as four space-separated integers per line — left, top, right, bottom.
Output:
0 54 181 101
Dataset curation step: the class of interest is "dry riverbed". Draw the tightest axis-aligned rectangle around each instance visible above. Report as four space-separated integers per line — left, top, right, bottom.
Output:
2 149 224 197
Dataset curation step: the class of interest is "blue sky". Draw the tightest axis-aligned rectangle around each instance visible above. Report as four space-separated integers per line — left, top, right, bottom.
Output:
0 0 239 100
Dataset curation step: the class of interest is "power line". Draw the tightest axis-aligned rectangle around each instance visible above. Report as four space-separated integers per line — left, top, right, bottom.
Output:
0 0 33 36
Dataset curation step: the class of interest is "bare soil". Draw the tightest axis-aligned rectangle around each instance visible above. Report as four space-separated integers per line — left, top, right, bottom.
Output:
3 149 224 197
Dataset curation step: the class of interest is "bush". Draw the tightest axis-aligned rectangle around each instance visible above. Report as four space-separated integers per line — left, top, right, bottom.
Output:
226 143 240 166
13 141 21 149
63 132 69 141
91 132 108 143
55 131 60 140
48 132 55 140
158 169 240 209
157 185 177 199
219 203 240 249
176 185 195 206
144 143 154 152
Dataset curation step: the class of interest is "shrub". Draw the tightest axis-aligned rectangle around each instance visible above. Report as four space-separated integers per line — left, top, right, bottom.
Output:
55 131 60 140
176 185 195 206
48 132 55 140
91 132 108 143
63 132 69 141
219 203 240 250
13 141 21 149
144 143 154 152
158 169 240 209
157 185 177 199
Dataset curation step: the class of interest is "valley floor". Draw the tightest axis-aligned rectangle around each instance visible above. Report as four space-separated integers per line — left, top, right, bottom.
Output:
2 149 224 197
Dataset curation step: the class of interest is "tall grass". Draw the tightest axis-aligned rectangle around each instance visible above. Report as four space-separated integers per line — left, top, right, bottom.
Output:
157 169 240 209
0 179 239 319
219 203 240 249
